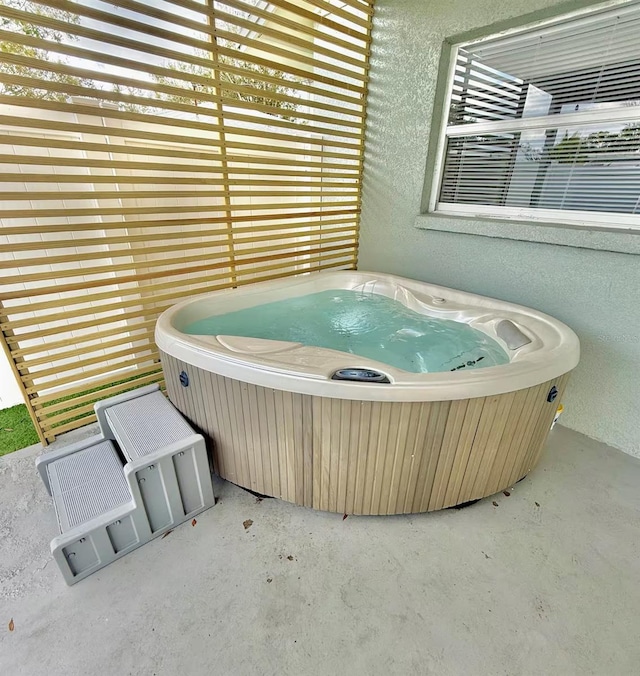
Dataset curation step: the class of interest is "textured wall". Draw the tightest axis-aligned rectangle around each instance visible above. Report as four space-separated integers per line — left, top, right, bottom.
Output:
359 0 640 456
0 348 23 408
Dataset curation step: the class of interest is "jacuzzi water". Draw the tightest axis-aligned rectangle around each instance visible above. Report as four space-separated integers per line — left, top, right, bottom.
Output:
184 290 509 374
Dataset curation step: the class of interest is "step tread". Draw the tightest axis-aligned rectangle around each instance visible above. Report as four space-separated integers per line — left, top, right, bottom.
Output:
105 390 195 461
47 441 131 533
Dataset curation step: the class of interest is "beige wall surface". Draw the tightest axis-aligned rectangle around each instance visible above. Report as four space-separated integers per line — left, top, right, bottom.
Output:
359 0 640 456
0 348 22 407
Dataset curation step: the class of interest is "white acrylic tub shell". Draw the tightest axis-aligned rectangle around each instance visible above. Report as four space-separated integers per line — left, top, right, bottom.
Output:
155 271 580 402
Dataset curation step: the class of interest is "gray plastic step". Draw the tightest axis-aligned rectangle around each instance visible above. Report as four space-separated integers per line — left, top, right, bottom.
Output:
37 385 215 585
39 434 153 586
47 440 130 533
104 389 195 461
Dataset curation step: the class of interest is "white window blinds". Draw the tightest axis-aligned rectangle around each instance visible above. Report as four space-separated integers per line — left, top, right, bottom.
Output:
434 0 640 228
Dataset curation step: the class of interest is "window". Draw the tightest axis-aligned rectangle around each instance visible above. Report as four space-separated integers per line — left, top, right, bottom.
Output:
430 1 640 230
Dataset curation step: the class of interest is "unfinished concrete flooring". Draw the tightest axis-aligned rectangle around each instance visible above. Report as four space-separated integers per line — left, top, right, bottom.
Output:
1 424 639 675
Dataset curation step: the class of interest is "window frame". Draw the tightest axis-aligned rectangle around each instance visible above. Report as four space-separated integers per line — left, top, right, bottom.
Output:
427 0 640 233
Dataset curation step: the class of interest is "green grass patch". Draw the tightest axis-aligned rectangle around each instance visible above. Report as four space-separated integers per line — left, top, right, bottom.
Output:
1 369 163 456
0 404 40 456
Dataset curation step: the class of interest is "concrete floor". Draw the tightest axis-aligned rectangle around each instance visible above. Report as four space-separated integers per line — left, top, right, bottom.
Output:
1 425 639 676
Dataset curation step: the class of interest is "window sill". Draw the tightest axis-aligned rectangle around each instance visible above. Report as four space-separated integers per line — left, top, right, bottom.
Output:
414 212 640 255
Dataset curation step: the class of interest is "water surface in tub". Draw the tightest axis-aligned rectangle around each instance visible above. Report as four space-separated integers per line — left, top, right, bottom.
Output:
183 290 509 373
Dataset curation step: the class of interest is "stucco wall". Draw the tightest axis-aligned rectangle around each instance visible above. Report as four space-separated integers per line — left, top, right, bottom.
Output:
0 349 23 408
358 0 640 456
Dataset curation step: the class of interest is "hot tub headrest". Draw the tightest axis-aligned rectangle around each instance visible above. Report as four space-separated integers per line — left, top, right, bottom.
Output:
496 320 532 350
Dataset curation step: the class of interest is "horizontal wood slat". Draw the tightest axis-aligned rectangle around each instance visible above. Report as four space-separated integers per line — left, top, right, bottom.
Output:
2 220 357 253
5 1 366 82
14 320 159 360
0 29 366 103
0 152 360 173
23 345 160 384
303 0 374 25
0 171 359 185
5 246 357 342
9 255 355 360
33 362 165 407
2 233 357 315
0 113 362 151
5 246 356 332
0 59 365 123
111 0 370 58
37 0 369 69
0 188 359 203
2 232 357 288
0 0 373 443
0 8 367 94
38 371 164 420
0 200 360 222
0 209 358 242
20 334 155 370
0 88 364 139
239 0 370 35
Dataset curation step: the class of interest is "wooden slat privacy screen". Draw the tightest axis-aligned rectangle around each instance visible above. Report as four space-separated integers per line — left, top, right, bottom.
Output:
0 0 374 443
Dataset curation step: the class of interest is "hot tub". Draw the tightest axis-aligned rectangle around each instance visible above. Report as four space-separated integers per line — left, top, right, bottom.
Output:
155 271 579 515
